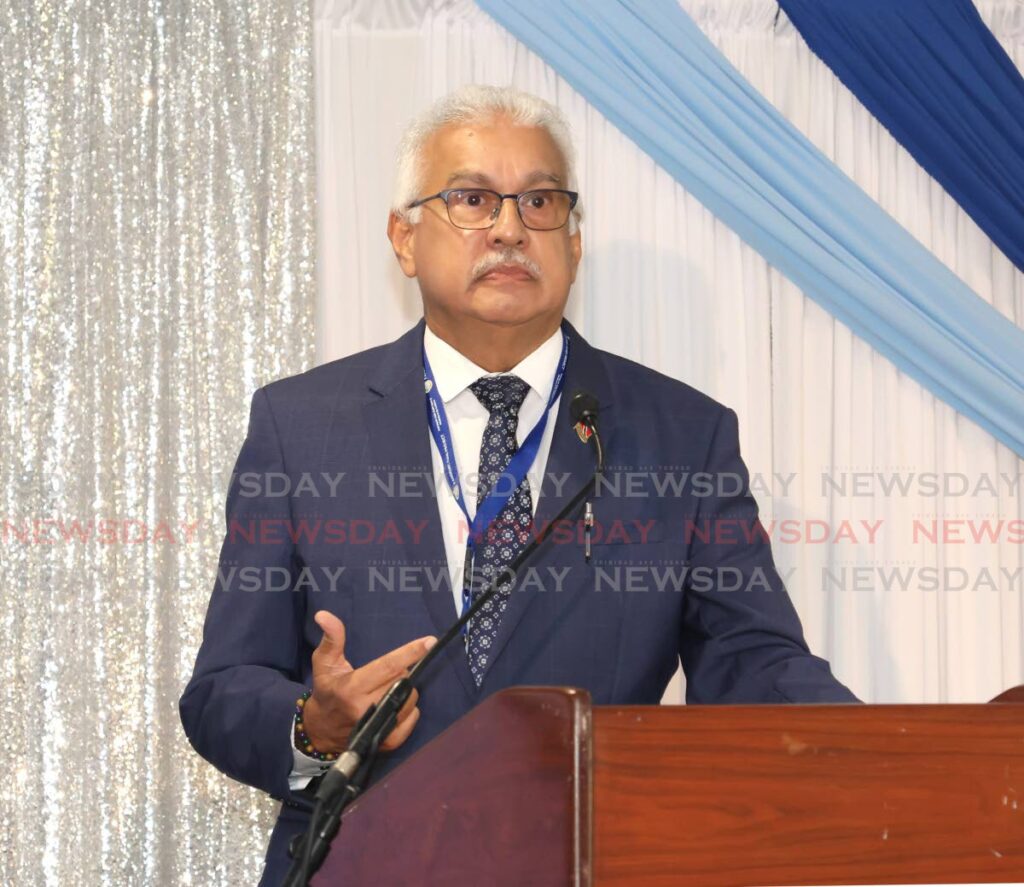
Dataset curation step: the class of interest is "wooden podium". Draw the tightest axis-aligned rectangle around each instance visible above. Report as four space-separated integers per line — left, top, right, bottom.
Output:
311 687 1024 886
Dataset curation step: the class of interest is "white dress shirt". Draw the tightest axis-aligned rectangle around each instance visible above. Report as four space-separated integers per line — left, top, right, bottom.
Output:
288 324 564 790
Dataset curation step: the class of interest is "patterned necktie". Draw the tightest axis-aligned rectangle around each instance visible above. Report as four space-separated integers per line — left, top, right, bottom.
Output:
465 373 533 685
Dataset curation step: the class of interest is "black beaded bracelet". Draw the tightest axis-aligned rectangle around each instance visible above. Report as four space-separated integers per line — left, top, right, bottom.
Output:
294 689 339 762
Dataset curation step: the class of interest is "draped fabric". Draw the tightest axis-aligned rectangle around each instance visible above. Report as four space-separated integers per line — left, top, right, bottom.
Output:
1 1 315 884
475 0 1024 457
314 0 1024 709
780 0 1024 276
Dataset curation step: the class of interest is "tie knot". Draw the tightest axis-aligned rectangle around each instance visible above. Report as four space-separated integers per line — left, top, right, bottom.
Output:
469 374 530 415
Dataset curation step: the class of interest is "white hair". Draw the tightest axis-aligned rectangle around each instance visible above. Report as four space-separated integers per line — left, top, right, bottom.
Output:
392 85 583 231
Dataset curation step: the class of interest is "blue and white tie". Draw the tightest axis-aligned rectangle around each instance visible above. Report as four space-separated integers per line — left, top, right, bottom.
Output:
465 374 533 685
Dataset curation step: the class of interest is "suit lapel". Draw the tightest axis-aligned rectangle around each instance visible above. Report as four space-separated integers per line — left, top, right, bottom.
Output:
478 320 616 684
360 321 477 701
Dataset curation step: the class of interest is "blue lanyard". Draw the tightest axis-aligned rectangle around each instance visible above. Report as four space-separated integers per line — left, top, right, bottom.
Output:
424 332 569 614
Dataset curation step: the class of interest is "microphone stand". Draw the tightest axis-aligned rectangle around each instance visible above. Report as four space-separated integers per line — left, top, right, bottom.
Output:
283 409 603 887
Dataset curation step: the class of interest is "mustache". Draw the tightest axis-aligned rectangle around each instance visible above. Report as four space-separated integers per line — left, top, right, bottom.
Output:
471 250 542 282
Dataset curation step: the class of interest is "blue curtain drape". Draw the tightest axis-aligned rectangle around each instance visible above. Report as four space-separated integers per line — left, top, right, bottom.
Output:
476 0 1024 456
780 0 1024 275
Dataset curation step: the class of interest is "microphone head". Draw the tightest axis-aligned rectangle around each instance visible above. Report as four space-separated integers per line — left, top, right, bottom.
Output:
570 391 600 427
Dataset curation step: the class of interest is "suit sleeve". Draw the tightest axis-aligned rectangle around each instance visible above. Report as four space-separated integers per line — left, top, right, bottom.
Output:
179 386 311 800
679 407 859 704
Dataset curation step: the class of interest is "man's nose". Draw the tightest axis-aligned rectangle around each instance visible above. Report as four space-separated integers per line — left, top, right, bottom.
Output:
487 196 529 248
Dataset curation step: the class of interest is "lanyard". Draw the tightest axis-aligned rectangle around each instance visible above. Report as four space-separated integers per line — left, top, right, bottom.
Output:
424 332 569 613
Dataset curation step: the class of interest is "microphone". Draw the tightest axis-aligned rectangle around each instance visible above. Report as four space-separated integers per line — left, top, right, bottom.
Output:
283 390 606 887
570 392 603 562
570 391 603 473
570 390 599 427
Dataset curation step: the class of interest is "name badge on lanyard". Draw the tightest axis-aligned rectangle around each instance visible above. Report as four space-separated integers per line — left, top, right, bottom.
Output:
424 332 570 619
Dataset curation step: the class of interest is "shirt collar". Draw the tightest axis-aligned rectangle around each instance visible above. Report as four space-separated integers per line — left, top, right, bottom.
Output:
423 323 564 405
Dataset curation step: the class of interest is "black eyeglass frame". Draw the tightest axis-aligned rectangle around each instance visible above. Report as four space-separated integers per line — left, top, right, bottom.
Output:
406 188 580 231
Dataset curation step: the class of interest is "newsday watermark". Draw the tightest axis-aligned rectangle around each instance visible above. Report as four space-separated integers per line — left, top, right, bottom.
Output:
4 516 1018 592
206 563 1023 595
225 467 1023 499
4 515 1022 547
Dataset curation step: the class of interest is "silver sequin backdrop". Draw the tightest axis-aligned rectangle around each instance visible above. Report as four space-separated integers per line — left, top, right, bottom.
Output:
0 1 316 883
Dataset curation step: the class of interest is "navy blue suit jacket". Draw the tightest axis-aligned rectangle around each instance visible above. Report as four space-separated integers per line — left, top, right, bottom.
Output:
179 319 856 884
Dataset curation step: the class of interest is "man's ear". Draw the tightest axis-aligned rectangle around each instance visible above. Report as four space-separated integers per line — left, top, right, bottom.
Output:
387 212 417 278
568 225 582 284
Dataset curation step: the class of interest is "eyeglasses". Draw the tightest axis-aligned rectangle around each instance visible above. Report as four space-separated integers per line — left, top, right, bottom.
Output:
407 188 579 231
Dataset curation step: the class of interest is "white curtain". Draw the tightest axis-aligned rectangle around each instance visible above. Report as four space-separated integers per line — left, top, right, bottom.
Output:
313 0 1024 704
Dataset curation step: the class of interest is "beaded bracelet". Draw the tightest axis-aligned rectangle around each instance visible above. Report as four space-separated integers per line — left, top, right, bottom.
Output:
294 689 340 762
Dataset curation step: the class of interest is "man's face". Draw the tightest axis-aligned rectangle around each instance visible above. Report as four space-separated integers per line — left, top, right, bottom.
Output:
389 116 582 333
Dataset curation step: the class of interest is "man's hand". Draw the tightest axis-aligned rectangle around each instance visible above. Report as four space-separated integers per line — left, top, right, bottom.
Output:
301 610 436 754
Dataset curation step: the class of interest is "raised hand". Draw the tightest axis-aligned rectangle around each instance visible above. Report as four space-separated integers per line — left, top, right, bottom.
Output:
301 610 435 754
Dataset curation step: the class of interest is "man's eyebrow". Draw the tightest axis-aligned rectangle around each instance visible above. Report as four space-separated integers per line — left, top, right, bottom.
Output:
444 169 563 188
444 169 491 187
521 170 563 188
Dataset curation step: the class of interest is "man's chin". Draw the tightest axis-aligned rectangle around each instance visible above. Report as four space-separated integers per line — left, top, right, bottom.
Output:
470 310 539 328
466 284 547 326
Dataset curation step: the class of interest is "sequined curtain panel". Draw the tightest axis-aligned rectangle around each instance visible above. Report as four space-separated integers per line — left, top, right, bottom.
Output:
0 1 315 883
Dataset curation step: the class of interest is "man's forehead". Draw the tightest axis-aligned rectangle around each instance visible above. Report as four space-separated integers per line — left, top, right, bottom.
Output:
423 119 568 182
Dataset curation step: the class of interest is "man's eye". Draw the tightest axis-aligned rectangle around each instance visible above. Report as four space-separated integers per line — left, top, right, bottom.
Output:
528 194 548 208
464 192 484 207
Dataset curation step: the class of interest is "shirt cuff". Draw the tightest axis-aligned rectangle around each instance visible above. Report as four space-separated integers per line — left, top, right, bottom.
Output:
288 713 334 791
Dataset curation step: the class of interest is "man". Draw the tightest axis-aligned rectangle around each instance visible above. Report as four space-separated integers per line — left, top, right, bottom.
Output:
180 85 856 885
